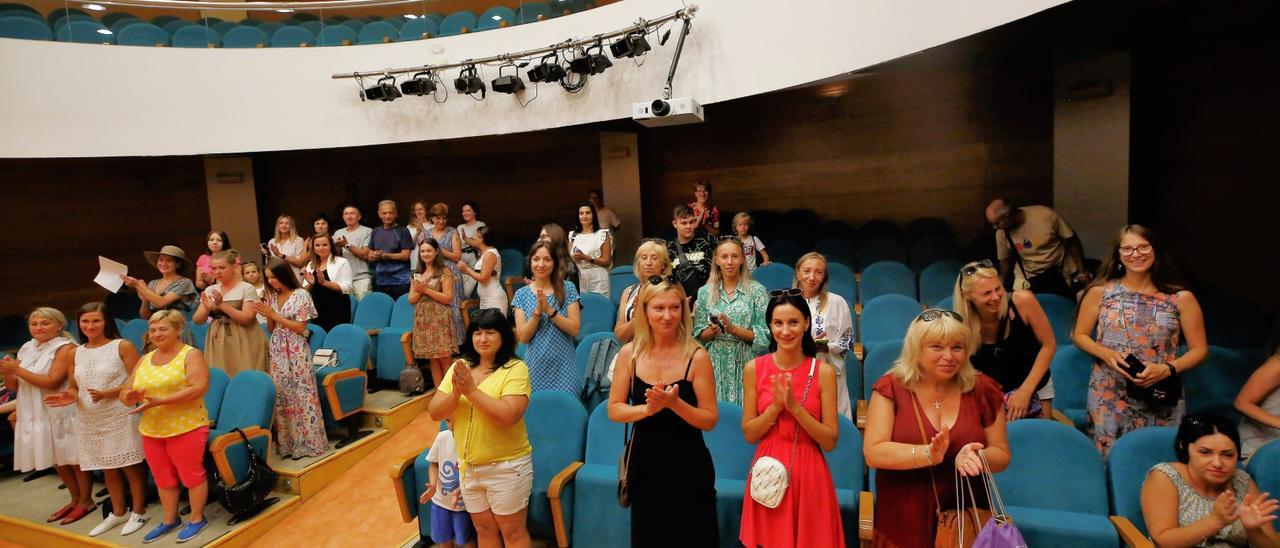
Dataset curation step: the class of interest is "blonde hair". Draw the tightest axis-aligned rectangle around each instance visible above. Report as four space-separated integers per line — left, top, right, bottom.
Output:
706 238 753 307
633 241 673 277
951 261 1009 353
792 252 830 313
274 215 300 243
731 212 752 230
889 313 980 393
28 307 72 340
147 310 187 344
631 280 696 362
378 199 397 211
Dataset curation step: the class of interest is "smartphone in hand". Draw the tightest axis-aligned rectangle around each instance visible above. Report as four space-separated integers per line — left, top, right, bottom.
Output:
1121 353 1147 378
708 314 724 329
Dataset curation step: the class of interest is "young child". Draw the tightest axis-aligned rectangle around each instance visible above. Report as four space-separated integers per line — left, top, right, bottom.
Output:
418 421 474 548
732 212 770 271
241 261 269 325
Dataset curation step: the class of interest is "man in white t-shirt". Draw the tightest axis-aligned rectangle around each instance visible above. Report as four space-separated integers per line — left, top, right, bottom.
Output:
332 205 374 300
588 189 621 231
986 198 1090 297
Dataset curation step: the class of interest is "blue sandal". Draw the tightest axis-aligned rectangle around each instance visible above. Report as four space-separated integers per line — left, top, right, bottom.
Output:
142 520 182 544
176 519 209 543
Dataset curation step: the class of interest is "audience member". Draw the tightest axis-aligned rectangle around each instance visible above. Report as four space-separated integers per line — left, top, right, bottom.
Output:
793 253 854 418
569 201 612 296
429 203 466 345
301 233 353 332
408 238 459 390
613 240 672 344
332 205 374 300
740 291 843 547
1141 413 1280 547
369 200 415 300
44 303 149 537
194 250 269 377
458 201 488 299
407 201 430 272
1237 353 1280 459
253 260 328 460
427 310 534 548
690 180 720 236
538 223 579 290
300 213 332 265
587 189 621 231
241 261 269 325
126 245 198 323
459 225 507 315
513 242 581 395
417 419 474 548
864 309 1010 547
693 237 768 404
667 205 716 302
733 212 770 271
606 276 719 547
953 260 1056 420
266 215 307 278
1073 225 1208 455
985 197 1090 297
195 230 231 291
119 310 211 544
1 308 93 524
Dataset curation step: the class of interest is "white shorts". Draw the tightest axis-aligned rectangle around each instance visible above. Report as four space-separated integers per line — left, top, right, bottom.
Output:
1037 379 1054 400
460 454 533 516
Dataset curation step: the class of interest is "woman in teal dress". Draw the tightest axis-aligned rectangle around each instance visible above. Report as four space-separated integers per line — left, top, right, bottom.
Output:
694 237 769 404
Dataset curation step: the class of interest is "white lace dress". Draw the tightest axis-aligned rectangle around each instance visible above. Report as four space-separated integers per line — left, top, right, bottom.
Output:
14 337 79 471
74 340 145 470
569 229 611 296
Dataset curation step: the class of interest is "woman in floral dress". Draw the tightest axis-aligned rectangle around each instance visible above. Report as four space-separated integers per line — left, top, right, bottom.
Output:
253 259 328 459
408 238 458 390
694 237 769 404
428 203 466 346
1073 225 1208 456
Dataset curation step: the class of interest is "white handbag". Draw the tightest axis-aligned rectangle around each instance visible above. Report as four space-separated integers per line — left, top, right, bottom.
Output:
748 358 816 509
312 348 338 368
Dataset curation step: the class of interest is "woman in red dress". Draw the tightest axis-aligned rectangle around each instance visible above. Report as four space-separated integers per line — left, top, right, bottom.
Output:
740 289 844 548
863 309 1011 548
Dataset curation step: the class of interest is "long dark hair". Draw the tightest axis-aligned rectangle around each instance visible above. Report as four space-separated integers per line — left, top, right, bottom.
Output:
766 293 817 357
416 237 448 276
77 301 122 341
527 240 566 306
266 258 301 291
458 309 517 372
1089 224 1185 294
206 229 232 253
1174 413 1241 463
575 201 600 234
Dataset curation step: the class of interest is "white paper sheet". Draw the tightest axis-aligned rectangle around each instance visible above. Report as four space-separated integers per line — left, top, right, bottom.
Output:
94 256 128 293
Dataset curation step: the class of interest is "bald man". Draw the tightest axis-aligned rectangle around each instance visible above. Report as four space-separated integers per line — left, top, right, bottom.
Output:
985 198 1089 297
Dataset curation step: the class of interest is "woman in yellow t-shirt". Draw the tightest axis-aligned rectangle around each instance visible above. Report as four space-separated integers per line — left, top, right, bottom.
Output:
119 310 212 544
428 309 533 548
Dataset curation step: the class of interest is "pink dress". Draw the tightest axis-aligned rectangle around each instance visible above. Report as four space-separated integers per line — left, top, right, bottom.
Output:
740 354 845 548
268 290 328 458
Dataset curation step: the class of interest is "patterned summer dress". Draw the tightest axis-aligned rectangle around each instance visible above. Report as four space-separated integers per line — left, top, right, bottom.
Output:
434 226 467 346
693 280 770 404
1087 282 1185 456
512 282 581 394
411 271 459 360
268 290 328 458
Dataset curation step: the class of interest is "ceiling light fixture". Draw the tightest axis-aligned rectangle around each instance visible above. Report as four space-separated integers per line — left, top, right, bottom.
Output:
569 42 611 75
360 75 401 102
610 30 650 59
527 52 566 83
400 70 437 96
454 64 485 99
491 63 525 94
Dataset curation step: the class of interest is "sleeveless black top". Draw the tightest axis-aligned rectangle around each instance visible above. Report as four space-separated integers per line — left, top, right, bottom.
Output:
970 302 1048 393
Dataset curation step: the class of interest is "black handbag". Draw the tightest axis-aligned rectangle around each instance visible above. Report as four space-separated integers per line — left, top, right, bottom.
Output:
218 428 278 520
1121 354 1182 408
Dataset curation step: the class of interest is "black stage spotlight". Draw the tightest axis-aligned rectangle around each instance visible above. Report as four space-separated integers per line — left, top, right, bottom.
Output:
527 52 566 83
610 30 650 59
569 43 612 75
492 64 525 94
400 70 437 96
454 64 485 98
360 75 401 102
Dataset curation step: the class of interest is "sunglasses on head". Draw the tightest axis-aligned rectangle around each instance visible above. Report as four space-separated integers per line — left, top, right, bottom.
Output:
961 259 996 277
768 288 803 298
915 308 963 323
714 235 740 244
648 275 679 286
641 237 668 246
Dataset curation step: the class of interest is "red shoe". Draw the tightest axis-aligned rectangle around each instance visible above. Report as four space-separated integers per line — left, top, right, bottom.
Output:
60 504 96 525
46 504 73 523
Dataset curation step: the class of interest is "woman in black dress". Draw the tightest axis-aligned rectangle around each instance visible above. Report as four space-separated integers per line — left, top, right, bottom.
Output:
607 275 719 547
302 233 353 332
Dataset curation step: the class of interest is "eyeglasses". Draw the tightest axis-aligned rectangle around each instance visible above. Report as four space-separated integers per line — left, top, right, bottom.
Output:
768 288 803 298
1118 244 1152 257
915 308 963 323
641 237 667 246
961 259 996 277
648 275 679 286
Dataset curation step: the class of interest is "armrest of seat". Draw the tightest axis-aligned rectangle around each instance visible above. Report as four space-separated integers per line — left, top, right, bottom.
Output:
323 368 367 421
856 399 868 429
547 461 584 548
1051 408 1074 427
1110 516 1153 548
400 331 413 365
389 445 431 523
859 490 874 544
367 328 382 336
209 426 272 488
853 342 864 362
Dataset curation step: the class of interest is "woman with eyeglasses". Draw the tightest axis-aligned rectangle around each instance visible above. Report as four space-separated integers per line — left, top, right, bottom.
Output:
793 252 855 419
1140 413 1280 548
1074 225 1208 456
613 240 673 343
953 259 1056 421
739 291 844 547
607 276 719 547
863 308 1010 547
513 241 582 394
693 237 770 404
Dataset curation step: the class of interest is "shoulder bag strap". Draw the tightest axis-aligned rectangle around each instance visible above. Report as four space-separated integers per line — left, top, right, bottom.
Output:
785 358 819 471
622 354 638 469
1002 229 1028 281
909 390 944 516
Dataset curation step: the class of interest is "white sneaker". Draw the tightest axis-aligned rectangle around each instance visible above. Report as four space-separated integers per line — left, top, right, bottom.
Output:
90 512 129 537
121 513 150 536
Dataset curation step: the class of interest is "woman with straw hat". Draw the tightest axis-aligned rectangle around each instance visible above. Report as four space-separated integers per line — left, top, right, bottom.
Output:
123 245 198 347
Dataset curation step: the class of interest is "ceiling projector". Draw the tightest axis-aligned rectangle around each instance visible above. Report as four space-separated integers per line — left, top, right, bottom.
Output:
633 97 704 127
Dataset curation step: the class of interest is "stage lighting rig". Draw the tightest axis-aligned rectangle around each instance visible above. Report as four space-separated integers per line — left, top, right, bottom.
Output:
569 42 612 75
492 63 526 94
610 29 650 59
400 70 437 96
454 64 486 99
360 75 401 102
527 52 567 83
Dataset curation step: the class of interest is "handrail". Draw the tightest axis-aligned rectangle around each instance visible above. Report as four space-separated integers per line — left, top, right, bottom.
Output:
65 0 445 11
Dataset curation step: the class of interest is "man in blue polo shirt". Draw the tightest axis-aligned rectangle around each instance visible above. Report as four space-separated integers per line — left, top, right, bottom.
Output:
369 200 414 299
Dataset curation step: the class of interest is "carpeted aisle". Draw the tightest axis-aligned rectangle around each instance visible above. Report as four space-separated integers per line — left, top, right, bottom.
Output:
251 410 438 547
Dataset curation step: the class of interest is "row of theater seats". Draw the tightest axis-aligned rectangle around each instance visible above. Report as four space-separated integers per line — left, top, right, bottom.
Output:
390 392 1280 547
0 1 593 45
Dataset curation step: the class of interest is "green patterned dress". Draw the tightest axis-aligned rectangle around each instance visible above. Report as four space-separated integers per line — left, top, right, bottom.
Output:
693 280 769 404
